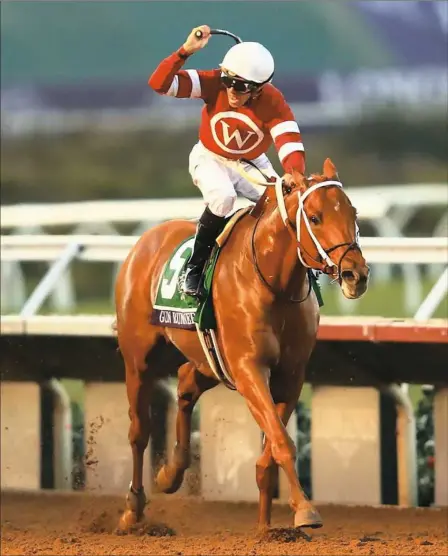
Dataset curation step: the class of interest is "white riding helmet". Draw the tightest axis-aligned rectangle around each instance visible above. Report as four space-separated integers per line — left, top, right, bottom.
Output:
220 42 275 84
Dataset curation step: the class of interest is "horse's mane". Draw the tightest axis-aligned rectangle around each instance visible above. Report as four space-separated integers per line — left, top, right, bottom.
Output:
252 172 334 219
307 173 326 186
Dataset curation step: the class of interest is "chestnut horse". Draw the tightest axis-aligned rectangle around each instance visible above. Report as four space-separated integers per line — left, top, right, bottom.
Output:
114 158 369 531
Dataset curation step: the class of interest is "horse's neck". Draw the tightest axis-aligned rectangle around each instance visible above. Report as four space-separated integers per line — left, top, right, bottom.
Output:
254 204 308 297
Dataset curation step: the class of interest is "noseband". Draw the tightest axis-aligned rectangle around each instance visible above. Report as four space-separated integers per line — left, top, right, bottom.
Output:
322 241 360 281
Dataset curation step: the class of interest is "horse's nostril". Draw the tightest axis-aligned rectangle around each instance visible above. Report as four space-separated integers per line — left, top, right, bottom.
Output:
358 273 368 284
341 270 356 282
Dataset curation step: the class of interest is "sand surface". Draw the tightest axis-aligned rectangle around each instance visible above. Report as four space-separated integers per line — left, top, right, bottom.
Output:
1 490 447 555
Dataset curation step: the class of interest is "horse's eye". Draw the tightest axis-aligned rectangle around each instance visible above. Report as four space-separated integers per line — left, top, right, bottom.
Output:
310 215 319 225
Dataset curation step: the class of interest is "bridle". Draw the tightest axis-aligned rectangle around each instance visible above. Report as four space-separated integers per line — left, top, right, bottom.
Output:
233 160 362 301
275 177 361 282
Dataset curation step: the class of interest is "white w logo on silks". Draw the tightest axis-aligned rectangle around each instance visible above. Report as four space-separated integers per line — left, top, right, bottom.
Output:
221 121 255 149
210 112 264 154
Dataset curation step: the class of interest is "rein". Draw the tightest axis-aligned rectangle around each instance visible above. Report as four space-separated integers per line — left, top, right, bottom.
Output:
251 209 313 304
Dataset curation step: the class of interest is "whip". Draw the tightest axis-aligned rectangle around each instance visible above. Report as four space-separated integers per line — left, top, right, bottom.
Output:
195 28 242 44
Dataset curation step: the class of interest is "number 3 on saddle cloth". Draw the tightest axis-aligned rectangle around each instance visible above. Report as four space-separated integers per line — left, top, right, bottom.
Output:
151 233 218 332
150 208 324 333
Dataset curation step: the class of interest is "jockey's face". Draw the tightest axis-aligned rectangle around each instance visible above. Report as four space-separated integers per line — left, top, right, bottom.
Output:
221 69 261 108
226 87 252 108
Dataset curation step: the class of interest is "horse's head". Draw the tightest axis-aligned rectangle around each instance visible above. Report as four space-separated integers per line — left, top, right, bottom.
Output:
278 158 369 299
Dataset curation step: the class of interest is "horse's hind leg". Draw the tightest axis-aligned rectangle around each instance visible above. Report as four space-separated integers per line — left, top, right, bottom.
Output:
156 363 218 493
118 349 155 530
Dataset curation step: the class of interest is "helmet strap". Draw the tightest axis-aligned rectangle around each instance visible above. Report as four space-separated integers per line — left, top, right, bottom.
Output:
248 72 274 102
262 71 275 85
247 70 274 101
248 70 275 89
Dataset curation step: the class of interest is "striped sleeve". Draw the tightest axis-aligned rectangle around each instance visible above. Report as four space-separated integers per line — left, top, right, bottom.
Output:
267 96 305 174
148 48 218 102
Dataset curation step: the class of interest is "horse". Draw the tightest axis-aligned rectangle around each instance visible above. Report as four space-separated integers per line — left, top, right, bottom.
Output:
114 158 370 532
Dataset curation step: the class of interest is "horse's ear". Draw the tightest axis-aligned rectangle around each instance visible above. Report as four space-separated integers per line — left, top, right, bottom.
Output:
292 169 306 190
323 158 339 180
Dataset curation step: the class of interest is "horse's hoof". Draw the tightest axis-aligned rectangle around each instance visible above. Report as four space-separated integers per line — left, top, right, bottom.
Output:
294 507 323 529
117 486 147 531
156 464 184 494
118 509 139 531
257 523 270 536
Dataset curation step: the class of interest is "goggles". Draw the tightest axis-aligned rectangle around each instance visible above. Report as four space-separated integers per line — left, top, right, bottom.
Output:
220 71 259 94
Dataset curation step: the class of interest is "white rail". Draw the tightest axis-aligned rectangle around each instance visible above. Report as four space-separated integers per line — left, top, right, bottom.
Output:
2 188 446 316
1 185 446 229
2 234 447 264
1 234 447 322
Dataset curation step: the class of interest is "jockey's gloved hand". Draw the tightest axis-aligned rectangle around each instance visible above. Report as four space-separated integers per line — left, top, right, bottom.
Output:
183 25 211 54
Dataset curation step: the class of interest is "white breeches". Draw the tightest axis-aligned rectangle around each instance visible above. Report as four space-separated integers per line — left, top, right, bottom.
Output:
188 141 279 217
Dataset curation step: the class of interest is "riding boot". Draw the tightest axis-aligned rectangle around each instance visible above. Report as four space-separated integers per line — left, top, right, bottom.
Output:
182 206 226 297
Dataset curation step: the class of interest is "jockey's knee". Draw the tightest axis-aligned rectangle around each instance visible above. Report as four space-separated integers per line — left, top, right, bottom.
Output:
207 194 237 218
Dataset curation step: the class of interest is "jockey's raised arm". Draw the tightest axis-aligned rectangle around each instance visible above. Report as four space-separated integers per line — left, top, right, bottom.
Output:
148 51 219 101
147 24 307 296
148 25 218 101
266 99 306 175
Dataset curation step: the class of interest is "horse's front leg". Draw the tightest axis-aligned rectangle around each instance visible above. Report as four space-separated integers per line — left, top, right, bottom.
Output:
156 362 218 493
236 363 322 529
256 400 297 530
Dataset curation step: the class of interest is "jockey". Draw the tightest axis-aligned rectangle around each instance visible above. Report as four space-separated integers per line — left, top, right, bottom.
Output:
149 25 306 296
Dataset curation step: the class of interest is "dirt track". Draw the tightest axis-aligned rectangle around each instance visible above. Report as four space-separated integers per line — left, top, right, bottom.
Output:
1 490 447 555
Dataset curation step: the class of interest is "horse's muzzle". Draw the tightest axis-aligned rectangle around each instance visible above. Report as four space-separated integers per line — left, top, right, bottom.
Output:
340 265 370 299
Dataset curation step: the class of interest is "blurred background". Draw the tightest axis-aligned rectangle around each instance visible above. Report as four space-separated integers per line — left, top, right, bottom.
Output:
1 1 447 507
